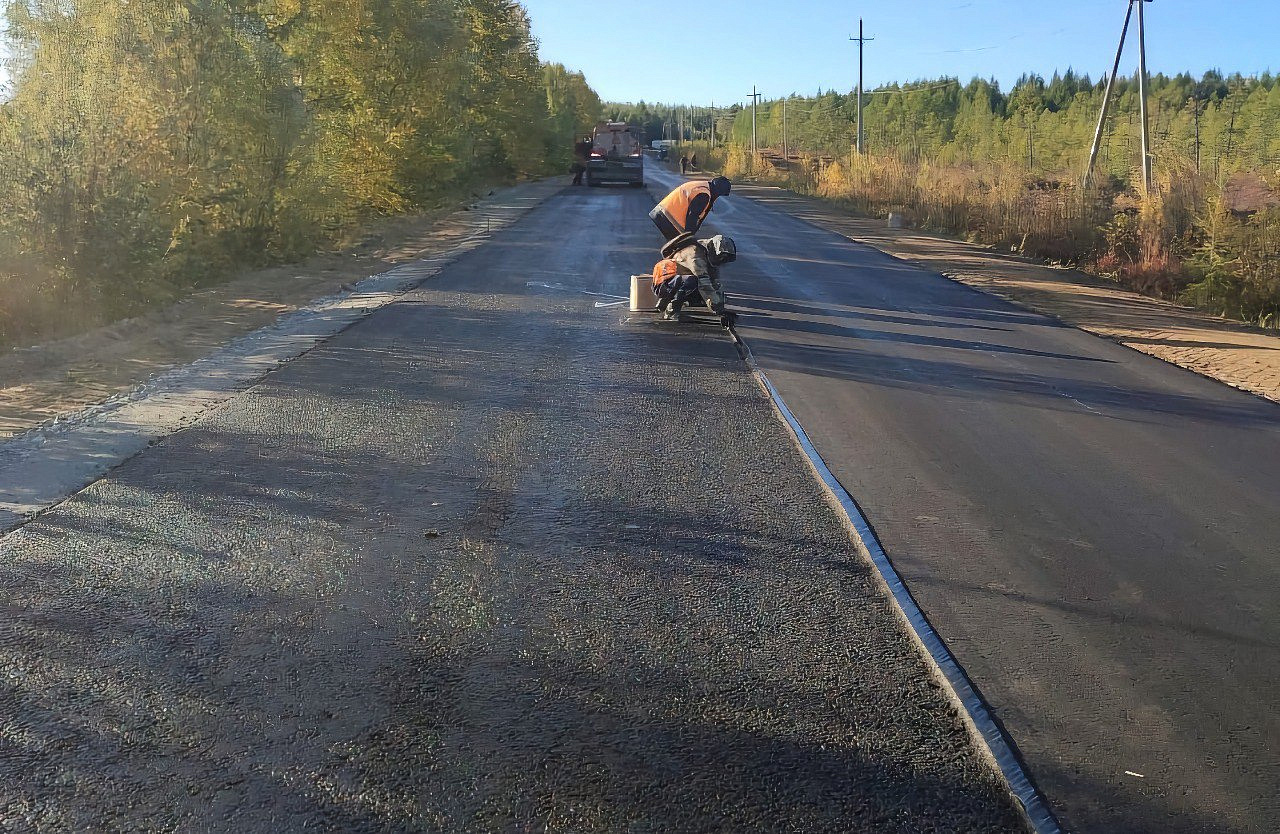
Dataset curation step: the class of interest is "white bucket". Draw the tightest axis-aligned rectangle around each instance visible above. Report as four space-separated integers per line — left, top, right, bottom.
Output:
630 275 658 312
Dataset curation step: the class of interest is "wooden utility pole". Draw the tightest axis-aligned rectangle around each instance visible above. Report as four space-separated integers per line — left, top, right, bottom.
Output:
1193 97 1201 173
782 97 788 160
1136 0 1153 194
748 86 762 157
850 19 874 154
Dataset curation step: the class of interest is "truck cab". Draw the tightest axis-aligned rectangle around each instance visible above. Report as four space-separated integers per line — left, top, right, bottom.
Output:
587 122 645 187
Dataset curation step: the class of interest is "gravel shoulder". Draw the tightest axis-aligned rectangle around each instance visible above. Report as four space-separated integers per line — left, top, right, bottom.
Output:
0 184 1025 831
0 180 563 438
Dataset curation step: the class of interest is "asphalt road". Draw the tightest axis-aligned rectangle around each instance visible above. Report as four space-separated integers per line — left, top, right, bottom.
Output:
647 162 1280 832
0 182 1023 832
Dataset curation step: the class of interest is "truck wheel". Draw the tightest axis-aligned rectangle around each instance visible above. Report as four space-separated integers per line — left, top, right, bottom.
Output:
587 174 600 187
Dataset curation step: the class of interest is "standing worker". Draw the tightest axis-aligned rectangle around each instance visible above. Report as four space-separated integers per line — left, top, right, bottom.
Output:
679 154 689 175
571 136 591 186
648 176 732 242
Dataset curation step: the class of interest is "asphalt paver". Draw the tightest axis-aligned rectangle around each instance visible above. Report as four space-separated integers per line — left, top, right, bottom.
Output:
646 160 1280 834
0 184 1024 832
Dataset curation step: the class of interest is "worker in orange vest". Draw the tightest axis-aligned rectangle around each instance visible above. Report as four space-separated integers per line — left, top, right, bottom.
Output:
650 232 737 325
648 176 731 241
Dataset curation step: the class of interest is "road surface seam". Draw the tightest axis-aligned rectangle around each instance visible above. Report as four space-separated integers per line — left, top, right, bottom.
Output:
729 326 1062 834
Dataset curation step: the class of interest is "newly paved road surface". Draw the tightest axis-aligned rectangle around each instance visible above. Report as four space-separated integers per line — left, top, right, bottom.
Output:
0 183 1023 831
649 163 1280 832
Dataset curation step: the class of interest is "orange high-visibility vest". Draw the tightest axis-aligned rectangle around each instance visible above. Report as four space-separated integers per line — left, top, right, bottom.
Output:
652 258 680 289
652 181 714 236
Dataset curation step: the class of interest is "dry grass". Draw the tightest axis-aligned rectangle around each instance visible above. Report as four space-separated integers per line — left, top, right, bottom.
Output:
672 140 1280 327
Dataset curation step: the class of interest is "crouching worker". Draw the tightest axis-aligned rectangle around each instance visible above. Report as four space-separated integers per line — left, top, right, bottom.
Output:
651 232 738 327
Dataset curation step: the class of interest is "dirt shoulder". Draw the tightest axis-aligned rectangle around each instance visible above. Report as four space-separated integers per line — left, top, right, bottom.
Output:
0 180 564 438
729 182 1280 405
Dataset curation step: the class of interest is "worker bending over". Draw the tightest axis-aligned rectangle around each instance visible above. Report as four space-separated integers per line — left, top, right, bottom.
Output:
652 232 737 326
649 176 732 241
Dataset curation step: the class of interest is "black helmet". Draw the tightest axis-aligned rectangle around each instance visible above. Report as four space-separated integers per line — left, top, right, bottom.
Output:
702 235 736 266
709 176 732 198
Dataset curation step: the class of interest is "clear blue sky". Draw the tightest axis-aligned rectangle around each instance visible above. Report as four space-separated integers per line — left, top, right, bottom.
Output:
522 0 1279 105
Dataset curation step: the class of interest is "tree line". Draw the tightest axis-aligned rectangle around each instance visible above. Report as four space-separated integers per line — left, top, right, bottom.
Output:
698 70 1279 327
727 70 1280 184
0 0 601 343
602 102 737 146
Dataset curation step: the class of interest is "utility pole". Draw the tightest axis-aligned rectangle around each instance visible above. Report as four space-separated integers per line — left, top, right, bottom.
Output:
782 97 788 160
1085 2 1133 189
1192 97 1201 173
850 19 874 154
748 86 762 157
1084 1 1155 191
1136 0 1152 194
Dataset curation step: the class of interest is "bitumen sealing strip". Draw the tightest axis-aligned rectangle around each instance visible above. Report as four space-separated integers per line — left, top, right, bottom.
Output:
730 328 1063 834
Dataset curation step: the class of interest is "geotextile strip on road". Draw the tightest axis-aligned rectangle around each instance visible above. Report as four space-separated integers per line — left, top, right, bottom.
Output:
0 184 1024 831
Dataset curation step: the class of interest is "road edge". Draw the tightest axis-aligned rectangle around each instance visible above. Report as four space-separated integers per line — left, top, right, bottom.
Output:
730 329 1063 834
0 179 568 538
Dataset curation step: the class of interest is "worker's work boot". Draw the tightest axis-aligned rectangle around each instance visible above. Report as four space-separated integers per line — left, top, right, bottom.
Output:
663 299 685 322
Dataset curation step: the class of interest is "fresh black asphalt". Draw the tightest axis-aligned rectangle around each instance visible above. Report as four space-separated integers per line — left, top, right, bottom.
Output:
646 161 1280 834
0 183 1023 832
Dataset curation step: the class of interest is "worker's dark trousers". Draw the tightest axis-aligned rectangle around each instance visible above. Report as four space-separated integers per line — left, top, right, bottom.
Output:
655 275 699 305
650 212 682 241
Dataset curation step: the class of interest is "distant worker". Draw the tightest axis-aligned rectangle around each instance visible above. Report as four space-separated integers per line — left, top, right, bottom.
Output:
679 154 689 175
571 136 591 186
689 153 698 170
648 176 732 242
651 232 737 326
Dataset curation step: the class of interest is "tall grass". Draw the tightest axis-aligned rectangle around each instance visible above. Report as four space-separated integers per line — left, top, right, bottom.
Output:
671 141 1280 329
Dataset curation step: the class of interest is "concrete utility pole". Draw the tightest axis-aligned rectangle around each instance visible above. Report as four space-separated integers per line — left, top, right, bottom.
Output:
1136 0 1153 194
850 19 874 154
748 86 762 156
1084 1 1153 192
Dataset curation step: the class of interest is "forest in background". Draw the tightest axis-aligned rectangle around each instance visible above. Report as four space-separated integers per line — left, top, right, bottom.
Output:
0 0 601 346
657 71 1280 327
